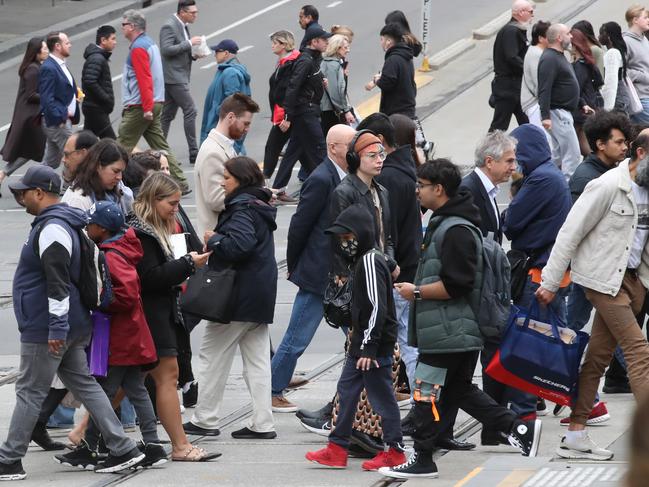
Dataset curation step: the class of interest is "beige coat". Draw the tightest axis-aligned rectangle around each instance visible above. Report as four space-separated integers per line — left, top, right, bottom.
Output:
194 128 236 235
542 159 649 296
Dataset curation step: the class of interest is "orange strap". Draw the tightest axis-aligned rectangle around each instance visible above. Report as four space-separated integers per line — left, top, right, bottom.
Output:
413 383 441 422
528 267 571 288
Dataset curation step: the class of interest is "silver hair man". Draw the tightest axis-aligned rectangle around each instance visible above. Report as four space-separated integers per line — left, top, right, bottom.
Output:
474 130 518 167
122 9 146 32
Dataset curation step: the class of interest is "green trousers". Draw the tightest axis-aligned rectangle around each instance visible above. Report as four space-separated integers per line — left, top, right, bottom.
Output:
117 103 188 188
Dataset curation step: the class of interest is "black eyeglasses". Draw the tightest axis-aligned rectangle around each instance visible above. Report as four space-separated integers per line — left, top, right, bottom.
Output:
121 22 132 27
415 182 436 190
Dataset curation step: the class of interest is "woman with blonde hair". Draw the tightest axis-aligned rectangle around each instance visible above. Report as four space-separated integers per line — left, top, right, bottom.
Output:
127 173 218 462
321 34 356 135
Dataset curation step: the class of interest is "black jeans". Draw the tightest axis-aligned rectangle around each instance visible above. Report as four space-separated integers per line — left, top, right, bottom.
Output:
82 105 116 139
489 97 528 132
412 351 517 453
272 111 326 190
263 124 292 180
329 355 402 449
320 110 341 138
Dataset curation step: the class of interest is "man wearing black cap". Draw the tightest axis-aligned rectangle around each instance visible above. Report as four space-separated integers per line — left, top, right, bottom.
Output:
271 27 330 194
0 166 144 480
200 39 251 153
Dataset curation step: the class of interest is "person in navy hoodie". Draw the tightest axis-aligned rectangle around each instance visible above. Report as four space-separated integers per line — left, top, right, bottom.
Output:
39 31 80 169
0 166 144 481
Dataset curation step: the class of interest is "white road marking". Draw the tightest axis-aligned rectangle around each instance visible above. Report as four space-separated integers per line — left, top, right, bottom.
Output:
112 74 123 82
200 45 254 70
327 1 343 7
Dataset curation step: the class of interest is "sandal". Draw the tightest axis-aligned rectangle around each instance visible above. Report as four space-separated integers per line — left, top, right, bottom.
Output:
172 445 222 462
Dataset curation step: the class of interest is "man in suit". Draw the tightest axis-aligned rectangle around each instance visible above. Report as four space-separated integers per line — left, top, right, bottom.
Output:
460 130 517 243
39 31 80 169
117 9 190 194
270 124 356 412
160 0 203 165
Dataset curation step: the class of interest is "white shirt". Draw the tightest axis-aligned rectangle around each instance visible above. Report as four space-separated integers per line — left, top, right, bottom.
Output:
174 14 191 43
333 160 347 181
213 130 236 153
628 181 649 269
474 167 500 224
51 53 76 118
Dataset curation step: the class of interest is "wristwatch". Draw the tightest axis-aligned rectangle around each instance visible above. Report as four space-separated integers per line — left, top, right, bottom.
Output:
413 286 422 301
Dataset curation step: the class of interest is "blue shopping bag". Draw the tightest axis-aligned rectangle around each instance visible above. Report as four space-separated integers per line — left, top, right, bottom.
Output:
486 302 589 406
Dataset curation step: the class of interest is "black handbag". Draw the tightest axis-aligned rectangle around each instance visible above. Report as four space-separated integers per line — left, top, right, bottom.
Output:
180 266 236 323
322 274 353 329
507 249 531 303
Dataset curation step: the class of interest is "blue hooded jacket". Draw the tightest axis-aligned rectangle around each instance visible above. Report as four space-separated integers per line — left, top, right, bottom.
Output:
504 124 571 267
13 203 92 343
200 59 251 144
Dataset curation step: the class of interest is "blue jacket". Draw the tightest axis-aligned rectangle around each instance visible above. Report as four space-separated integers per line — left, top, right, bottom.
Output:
13 204 91 343
287 158 341 295
39 56 79 127
207 190 278 324
504 124 571 267
200 59 251 143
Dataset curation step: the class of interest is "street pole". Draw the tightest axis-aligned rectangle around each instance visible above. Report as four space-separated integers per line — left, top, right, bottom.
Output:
419 0 433 72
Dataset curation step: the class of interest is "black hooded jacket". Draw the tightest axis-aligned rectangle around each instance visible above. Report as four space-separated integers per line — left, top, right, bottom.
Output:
283 47 325 121
82 44 114 112
375 145 421 283
433 189 482 298
376 43 416 118
568 153 612 204
331 204 398 359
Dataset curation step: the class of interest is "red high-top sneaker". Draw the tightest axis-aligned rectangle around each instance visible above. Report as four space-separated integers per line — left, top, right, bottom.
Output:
305 442 348 468
361 447 407 471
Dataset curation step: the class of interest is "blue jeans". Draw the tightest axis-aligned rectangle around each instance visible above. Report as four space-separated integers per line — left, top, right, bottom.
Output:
631 98 649 125
47 404 75 428
393 290 418 389
120 397 136 427
567 283 592 331
271 289 324 396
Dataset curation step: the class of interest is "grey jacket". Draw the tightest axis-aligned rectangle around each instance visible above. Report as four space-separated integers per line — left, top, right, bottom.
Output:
159 15 194 85
320 57 350 113
624 31 649 97
520 45 543 112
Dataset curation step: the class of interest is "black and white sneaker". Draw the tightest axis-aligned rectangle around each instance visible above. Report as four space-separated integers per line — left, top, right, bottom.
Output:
508 419 542 457
54 441 103 470
295 401 333 422
0 460 26 481
378 451 439 479
136 442 168 468
299 416 332 436
553 404 567 416
95 446 145 473
536 398 549 416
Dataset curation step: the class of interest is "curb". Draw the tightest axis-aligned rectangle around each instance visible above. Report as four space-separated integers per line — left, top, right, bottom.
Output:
0 0 144 64
429 38 475 70
472 10 511 40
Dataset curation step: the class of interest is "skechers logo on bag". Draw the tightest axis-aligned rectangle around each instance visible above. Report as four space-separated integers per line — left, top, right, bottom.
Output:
533 376 570 392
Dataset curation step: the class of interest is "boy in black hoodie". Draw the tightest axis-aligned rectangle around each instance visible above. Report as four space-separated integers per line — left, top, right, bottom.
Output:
305 203 405 471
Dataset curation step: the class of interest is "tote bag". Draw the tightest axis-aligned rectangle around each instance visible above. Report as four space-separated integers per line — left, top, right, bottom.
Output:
625 76 644 115
180 266 236 323
88 311 111 377
486 303 589 406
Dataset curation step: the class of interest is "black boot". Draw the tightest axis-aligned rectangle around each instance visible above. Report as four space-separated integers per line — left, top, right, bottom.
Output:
31 422 66 451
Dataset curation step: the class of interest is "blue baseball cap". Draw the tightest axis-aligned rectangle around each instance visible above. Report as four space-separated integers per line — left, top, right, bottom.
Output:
87 201 125 233
8 165 61 195
210 39 239 53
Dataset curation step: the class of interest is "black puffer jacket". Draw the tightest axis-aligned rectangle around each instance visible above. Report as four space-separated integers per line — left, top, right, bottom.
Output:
82 43 114 112
283 48 324 121
376 43 416 118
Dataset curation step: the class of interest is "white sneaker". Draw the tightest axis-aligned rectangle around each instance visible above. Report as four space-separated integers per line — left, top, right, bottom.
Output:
556 434 614 461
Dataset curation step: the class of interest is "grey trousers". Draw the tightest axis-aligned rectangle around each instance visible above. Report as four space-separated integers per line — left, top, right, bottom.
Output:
0 335 135 464
548 109 581 180
42 121 72 169
85 365 160 448
161 83 198 160
2 157 30 177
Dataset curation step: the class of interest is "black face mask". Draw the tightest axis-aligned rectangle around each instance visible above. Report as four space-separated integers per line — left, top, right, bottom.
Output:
339 238 359 260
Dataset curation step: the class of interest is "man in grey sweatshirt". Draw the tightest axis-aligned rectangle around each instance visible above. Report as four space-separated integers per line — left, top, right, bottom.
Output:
624 5 649 124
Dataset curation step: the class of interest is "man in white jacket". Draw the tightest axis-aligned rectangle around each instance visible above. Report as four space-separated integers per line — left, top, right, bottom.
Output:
537 155 649 461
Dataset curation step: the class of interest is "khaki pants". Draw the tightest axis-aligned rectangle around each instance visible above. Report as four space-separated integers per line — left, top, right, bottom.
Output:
117 103 187 188
571 272 649 424
190 321 274 433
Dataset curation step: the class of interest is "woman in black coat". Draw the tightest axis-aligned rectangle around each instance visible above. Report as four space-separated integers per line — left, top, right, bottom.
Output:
187 156 278 440
127 172 217 462
0 37 49 195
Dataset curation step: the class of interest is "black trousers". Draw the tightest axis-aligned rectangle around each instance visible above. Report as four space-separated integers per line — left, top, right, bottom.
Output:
412 351 517 453
488 97 528 132
82 105 116 139
272 111 326 190
37 387 68 424
263 124 292 180
320 110 341 138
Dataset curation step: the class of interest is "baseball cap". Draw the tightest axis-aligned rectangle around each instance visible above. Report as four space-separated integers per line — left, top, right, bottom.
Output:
87 200 125 233
8 165 61 195
303 26 333 45
210 39 239 53
324 221 354 235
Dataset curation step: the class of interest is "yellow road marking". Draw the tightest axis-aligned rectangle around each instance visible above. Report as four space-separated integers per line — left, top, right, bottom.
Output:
355 73 435 119
496 469 537 486
454 467 483 487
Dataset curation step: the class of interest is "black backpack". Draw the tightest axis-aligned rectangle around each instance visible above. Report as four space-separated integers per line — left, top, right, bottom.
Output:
34 220 113 310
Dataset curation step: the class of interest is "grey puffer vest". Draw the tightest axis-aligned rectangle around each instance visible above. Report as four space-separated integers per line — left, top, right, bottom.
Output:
409 215 484 354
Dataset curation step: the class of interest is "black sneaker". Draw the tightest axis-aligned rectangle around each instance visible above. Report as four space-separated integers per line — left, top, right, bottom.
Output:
136 442 168 468
553 404 566 416
183 382 198 408
299 416 331 436
0 460 26 481
54 441 103 470
350 430 383 454
183 421 220 437
95 446 145 473
378 451 439 479
536 398 549 416
508 419 542 457
295 401 333 421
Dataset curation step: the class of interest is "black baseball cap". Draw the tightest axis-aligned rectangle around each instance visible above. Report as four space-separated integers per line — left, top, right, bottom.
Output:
303 26 333 45
9 165 61 195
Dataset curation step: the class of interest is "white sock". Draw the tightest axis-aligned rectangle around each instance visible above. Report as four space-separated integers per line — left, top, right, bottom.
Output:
566 430 586 443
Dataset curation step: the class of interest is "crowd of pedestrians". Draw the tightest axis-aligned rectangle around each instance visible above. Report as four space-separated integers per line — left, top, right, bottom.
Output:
1 0 649 483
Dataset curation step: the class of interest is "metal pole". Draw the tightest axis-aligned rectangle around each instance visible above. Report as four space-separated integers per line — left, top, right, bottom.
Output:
419 0 433 72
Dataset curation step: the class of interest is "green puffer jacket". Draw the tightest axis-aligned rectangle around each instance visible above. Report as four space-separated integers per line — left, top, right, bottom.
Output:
409 215 484 354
